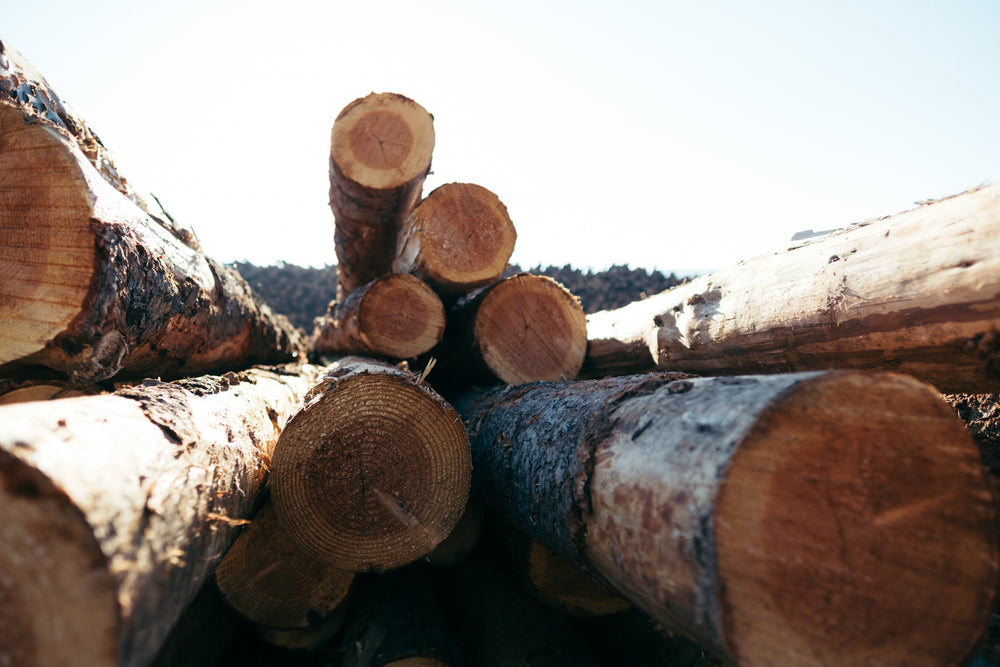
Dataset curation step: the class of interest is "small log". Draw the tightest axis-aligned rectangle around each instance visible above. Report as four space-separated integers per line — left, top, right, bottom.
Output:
394 182 517 296
0 364 322 667
423 495 486 568
270 358 471 572
214 499 355 631
458 370 1000 666
312 273 446 361
0 103 305 384
340 567 464 667
584 183 1000 393
329 92 435 299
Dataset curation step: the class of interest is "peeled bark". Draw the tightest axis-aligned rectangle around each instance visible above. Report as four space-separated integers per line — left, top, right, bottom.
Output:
0 103 305 384
394 182 517 296
270 358 471 572
584 183 1000 394
458 370 1000 667
312 273 446 361
329 92 435 299
0 363 322 667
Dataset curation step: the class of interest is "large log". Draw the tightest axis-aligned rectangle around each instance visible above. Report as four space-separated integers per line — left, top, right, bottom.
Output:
457 370 1000 666
0 102 305 384
270 357 471 572
329 92 435 299
0 363 322 667
584 183 1000 393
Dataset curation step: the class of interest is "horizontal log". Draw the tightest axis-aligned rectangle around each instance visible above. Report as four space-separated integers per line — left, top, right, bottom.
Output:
0 363 322 667
584 183 1000 393
457 370 1000 666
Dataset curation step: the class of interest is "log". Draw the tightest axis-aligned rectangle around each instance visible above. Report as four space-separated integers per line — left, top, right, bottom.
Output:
329 92 435 299
214 499 355 631
0 363 322 667
393 182 517 296
570 608 725 667
423 495 485 568
0 102 305 384
312 273 446 361
457 370 1000 666
270 357 471 572
584 183 1000 393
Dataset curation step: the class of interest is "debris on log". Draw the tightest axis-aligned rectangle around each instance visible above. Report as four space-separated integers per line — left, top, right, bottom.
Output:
458 370 1000 666
584 184 1000 394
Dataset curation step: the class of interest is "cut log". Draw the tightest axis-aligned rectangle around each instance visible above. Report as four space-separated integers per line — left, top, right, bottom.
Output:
584 183 1000 394
329 92 435 299
0 103 305 384
340 567 464 667
423 495 486 568
0 363 322 667
394 182 517 296
214 499 355 631
457 370 1000 667
269 358 471 572
312 273 446 361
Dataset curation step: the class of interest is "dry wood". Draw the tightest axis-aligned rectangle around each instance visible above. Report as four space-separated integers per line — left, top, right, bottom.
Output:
394 182 516 295
0 364 322 667
270 358 471 572
312 273 445 361
214 499 355 631
0 103 305 384
458 370 1000 667
585 183 1000 393
329 92 435 299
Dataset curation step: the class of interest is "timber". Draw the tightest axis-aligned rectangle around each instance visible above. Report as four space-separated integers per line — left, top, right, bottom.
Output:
0 363 322 667
329 92 435 299
0 103 305 384
312 273 446 361
584 183 1000 393
394 182 517 295
458 370 1000 666
269 357 471 572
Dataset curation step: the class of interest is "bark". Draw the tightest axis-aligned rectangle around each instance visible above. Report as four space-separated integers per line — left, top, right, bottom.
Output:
457 370 1000 667
394 182 516 296
269 357 471 572
329 92 435 300
570 608 725 667
0 363 323 667
312 273 445 361
584 183 1000 394
0 104 306 384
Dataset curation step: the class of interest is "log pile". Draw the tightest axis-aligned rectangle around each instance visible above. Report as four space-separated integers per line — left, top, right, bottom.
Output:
2 36 999 667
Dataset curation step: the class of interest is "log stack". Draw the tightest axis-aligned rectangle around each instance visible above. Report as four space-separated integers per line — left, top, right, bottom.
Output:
1 35 999 667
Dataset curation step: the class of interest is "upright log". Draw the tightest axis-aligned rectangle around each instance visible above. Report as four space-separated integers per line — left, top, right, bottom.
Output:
270 358 471 572
458 370 1000 667
0 102 305 384
0 364 322 667
329 92 435 299
584 183 1000 393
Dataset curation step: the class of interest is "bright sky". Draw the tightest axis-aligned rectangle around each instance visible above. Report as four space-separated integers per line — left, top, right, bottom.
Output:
4 1 999 275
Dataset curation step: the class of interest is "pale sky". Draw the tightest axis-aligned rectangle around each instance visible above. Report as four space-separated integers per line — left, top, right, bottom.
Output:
5 1 999 275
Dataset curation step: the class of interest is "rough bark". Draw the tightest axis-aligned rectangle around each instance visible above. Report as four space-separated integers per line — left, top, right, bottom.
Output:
0 104 306 384
312 273 445 361
394 182 516 296
584 183 1000 394
269 357 471 572
0 363 323 667
329 92 435 300
457 370 1000 667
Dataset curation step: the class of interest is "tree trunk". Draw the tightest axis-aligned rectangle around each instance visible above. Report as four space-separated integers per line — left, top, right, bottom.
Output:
584 183 1000 394
0 104 306 384
329 92 435 300
457 370 1000 667
394 182 517 296
312 273 445 361
269 358 471 572
0 363 323 667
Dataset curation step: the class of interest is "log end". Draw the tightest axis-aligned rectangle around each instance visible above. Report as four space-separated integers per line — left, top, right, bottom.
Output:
358 274 446 359
715 371 1000 666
